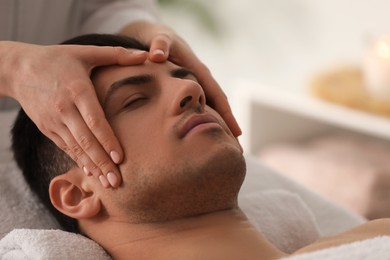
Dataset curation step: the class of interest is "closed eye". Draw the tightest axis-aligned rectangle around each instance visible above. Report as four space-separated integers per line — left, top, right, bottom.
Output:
123 95 148 110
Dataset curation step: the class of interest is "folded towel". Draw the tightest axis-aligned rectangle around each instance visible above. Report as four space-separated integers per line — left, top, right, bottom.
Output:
0 190 321 259
240 190 321 253
0 229 110 260
242 155 365 237
282 236 390 260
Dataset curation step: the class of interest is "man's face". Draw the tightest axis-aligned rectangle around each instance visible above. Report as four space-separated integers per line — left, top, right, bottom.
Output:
92 58 245 223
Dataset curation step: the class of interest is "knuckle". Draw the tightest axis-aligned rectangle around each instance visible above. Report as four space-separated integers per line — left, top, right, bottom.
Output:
98 137 111 150
50 137 69 155
66 80 89 101
66 151 79 164
58 143 69 153
54 101 67 114
87 163 99 173
85 115 101 131
96 158 112 171
78 135 94 151
158 33 171 42
36 122 48 133
112 46 126 59
70 143 84 158
36 120 59 138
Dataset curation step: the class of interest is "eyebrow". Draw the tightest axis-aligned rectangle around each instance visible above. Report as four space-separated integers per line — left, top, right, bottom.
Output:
103 68 197 108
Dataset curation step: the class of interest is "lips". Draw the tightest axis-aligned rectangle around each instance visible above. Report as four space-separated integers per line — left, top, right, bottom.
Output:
178 114 221 138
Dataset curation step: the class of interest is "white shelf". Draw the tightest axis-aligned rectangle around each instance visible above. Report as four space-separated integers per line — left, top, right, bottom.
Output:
232 84 390 154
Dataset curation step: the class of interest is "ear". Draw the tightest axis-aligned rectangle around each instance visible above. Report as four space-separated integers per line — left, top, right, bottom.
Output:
49 168 102 219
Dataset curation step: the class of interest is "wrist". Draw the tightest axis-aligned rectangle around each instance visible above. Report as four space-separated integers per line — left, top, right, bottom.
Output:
0 41 19 97
0 41 34 98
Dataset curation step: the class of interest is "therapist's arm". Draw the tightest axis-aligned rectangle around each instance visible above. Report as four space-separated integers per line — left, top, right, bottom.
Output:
0 41 148 188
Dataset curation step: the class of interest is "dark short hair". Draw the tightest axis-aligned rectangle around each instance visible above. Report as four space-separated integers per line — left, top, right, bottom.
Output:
11 34 148 233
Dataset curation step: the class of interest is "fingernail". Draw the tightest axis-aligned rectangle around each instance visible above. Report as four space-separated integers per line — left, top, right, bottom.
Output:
152 49 164 56
83 166 92 176
107 172 118 187
99 175 110 188
110 150 121 164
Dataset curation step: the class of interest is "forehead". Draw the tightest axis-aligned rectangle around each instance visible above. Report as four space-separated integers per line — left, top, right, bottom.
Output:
92 60 180 94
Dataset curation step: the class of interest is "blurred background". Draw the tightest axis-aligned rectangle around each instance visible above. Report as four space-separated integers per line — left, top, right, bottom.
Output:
159 0 390 94
158 0 390 221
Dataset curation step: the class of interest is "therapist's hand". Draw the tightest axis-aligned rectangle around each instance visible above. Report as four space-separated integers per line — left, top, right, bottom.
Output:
0 41 148 188
119 21 242 137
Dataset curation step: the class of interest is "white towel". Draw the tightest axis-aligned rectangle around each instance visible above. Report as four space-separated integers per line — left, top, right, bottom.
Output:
282 236 390 260
2 229 389 259
0 190 321 259
239 190 321 253
0 229 110 260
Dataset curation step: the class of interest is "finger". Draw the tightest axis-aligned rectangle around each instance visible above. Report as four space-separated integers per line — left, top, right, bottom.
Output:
54 89 122 189
47 125 101 177
40 105 105 179
210 93 242 137
65 77 124 162
48 131 99 177
61 128 112 189
72 83 124 164
76 45 148 67
191 62 242 137
64 116 119 189
149 34 171 62
46 131 84 168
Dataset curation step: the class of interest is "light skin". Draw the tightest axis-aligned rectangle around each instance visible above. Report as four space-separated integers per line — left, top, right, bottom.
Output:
119 21 240 137
49 58 275 259
48 56 390 259
0 41 148 189
0 20 241 189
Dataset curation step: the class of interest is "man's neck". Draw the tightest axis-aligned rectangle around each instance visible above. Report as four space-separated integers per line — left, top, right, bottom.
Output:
82 208 286 260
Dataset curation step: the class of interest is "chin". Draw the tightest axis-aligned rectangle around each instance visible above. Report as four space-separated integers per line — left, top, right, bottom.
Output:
179 143 247 218
114 139 246 224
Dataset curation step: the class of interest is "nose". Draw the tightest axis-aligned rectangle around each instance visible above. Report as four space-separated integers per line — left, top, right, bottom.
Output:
180 96 193 108
171 79 206 115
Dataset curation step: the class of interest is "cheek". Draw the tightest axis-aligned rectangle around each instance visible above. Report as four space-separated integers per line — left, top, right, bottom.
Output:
118 125 158 154
112 112 170 165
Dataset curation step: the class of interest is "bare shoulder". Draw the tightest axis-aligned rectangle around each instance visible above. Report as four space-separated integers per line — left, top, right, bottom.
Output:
293 218 390 255
346 218 390 235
